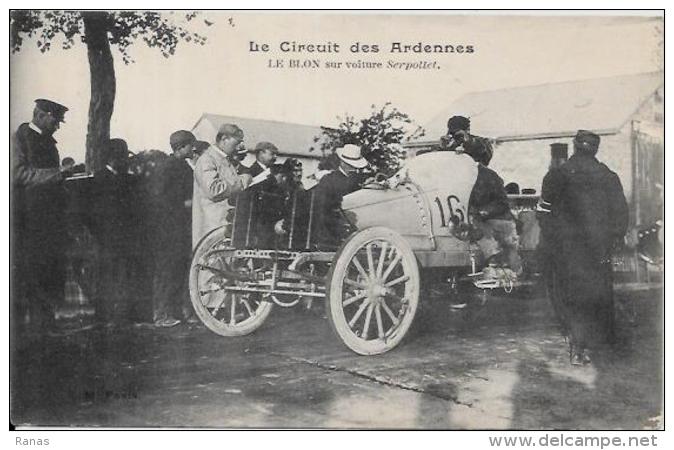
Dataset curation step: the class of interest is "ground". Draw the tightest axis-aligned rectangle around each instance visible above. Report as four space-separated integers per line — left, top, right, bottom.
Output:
10 283 663 429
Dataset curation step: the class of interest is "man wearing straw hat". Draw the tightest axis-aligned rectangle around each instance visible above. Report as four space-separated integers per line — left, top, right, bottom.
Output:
311 144 367 249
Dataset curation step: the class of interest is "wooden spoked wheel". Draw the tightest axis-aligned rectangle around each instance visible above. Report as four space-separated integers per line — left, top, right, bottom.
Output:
327 227 420 355
189 226 273 336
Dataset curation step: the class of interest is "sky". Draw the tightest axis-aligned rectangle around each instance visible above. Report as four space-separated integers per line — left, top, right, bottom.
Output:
9 11 663 162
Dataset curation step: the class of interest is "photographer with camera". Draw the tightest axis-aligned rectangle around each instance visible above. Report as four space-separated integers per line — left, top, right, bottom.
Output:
441 115 494 166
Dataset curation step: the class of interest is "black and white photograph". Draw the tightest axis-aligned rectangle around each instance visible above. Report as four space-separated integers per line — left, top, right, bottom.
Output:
7 8 665 435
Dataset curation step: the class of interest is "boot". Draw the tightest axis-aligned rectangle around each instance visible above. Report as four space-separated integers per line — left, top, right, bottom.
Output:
569 344 583 366
581 349 592 365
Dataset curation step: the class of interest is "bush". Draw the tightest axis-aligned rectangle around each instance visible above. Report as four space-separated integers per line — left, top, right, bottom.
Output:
312 103 425 177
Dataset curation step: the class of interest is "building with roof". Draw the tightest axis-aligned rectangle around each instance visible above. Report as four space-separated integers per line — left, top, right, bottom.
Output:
191 113 328 182
413 72 663 224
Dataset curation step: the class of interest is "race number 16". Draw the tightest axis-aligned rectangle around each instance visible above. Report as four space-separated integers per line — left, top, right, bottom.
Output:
433 195 465 227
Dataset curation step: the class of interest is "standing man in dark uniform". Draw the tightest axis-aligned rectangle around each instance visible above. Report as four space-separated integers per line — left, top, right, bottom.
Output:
87 138 139 326
11 99 74 333
538 130 628 366
146 130 200 327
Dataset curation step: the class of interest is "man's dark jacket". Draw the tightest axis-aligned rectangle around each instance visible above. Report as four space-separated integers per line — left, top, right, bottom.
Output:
88 167 140 255
146 156 193 250
539 153 628 346
542 154 628 260
469 164 512 220
311 170 360 248
11 123 66 259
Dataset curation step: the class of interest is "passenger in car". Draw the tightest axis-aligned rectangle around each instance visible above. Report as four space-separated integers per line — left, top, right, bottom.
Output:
251 163 292 248
241 141 279 178
469 164 522 276
274 145 366 249
308 152 340 186
283 158 305 192
442 115 521 275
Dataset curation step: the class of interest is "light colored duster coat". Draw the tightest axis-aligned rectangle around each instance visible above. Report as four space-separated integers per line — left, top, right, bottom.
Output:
192 145 248 248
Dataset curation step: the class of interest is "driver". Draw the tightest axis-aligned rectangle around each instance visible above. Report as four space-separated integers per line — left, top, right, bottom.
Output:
275 144 366 249
312 144 367 248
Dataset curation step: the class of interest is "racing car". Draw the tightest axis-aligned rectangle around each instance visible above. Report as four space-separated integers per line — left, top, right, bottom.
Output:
189 151 527 355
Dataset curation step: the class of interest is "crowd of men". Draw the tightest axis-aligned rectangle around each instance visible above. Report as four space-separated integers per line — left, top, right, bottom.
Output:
11 99 629 366
10 98 369 332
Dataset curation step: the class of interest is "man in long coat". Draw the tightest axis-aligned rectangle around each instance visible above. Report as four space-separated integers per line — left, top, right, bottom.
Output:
146 130 199 327
538 130 628 365
192 124 252 248
11 99 73 333
87 139 139 326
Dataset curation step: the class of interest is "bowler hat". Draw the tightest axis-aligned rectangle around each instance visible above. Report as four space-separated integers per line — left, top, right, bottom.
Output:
336 144 368 169
170 130 197 151
35 98 68 123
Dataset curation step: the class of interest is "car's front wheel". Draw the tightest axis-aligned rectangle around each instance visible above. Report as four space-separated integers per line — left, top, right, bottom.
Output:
326 227 420 355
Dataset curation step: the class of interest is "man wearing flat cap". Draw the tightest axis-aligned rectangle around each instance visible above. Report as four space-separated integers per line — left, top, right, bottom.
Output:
192 123 252 248
538 130 628 366
145 130 201 327
443 115 494 166
243 141 279 179
11 99 75 334
251 162 294 248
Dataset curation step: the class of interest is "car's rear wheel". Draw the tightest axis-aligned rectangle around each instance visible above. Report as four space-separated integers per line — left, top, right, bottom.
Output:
189 226 273 336
327 227 420 355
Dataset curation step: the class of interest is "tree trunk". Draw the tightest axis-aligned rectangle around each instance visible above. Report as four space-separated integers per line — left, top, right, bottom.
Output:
83 12 115 172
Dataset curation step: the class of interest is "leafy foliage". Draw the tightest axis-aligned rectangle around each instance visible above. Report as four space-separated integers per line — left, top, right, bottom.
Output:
10 10 211 64
312 103 425 176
